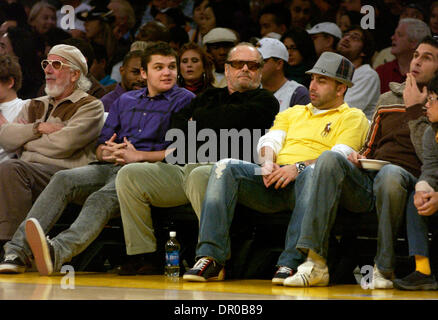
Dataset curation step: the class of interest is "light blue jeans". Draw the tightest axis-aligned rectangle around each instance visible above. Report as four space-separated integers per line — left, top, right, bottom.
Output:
4 163 121 271
405 191 435 258
196 159 313 269
296 151 416 273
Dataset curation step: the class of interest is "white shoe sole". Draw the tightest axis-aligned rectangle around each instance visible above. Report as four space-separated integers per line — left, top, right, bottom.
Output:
0 263 25 274
25 218 53 276
272 277 286 285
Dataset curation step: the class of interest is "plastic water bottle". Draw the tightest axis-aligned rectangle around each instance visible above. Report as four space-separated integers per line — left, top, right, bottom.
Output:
165 231 180 278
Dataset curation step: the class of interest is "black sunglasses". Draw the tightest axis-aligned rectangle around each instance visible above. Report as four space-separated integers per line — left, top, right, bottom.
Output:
225 60 262 71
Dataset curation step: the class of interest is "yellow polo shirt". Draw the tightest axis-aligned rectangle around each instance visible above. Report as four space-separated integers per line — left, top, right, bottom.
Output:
271 103 370 165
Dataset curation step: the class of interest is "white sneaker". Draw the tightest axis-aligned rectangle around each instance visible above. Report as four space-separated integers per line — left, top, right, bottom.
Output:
372 265 394 289
283 259 329 287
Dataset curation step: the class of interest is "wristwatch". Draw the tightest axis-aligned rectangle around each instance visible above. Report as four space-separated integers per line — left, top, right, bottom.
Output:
295 161 306 174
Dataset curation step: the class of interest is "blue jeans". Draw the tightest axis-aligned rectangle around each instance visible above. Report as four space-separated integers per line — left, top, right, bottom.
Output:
4 163 121 271
406 191 436 258
373 163 417 272
295 151 416 273
196 159 313 269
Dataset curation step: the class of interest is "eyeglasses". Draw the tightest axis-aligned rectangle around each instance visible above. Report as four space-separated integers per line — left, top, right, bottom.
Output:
225 60 262 71
343 32 362 42
41 59 72 71
427 95 438 102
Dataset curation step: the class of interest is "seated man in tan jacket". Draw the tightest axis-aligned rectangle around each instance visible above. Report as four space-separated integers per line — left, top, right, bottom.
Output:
0 44 104 247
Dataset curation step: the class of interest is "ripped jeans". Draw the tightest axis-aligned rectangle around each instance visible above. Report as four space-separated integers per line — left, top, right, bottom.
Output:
196 159 313 269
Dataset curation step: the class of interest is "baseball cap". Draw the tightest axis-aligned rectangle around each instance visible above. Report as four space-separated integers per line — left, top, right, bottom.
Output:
307 22 342 39
257 37 289 62
203 28 238 45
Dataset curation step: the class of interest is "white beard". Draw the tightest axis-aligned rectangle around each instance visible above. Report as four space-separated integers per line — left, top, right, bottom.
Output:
44 74 72 98
44 84 66 97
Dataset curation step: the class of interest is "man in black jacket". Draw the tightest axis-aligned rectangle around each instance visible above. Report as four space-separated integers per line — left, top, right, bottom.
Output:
114 42 280 275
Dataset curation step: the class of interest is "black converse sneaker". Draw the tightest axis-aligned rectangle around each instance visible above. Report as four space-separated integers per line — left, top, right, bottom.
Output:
0 254 26 274
183 257 225 282
272 266 294 285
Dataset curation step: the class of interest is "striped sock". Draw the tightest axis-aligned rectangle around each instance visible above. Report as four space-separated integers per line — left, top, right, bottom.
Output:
415 255 431 275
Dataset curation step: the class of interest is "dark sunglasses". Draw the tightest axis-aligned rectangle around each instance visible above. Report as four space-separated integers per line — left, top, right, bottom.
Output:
41 59 72 71
225 60 262 71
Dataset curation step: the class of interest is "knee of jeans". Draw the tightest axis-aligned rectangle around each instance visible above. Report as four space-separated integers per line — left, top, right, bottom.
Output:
50 170 75 190
213 158 235 179
373 165 406 193
316 150 345 171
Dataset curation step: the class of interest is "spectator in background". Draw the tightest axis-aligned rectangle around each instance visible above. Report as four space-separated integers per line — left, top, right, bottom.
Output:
337 9 363 33
138 0 170 28
203 27 238 88
76 4 121 73
429 2 438 36
258 3 291 39
0 2 30 36
27 1 57 37
188 0 210 46
288 0 314 29
178 42 214 95
0 27 45 99
337 25 380 119
281 27 317 87
0 55 28 162
169 26 190 51
107 0 136 44
376 18 430 94
197 2 219 42
90 43 117 87
110 40 150 84
257 37 310 112
154 7 188 30
307 22 342 57
136 21 171 43
101 50 145 112
400 3 426 22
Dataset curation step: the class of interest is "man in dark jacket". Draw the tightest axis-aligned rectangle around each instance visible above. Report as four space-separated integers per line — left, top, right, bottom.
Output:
114 42 280 275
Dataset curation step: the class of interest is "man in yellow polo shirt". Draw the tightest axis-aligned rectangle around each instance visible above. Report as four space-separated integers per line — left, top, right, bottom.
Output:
183 52 370 283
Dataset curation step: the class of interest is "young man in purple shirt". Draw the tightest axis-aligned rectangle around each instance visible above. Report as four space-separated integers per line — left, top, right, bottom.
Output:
0 42 195 276
100 50 146 112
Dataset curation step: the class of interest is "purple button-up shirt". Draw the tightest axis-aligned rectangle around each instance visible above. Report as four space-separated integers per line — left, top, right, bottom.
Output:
100 83 126 112
97 85 195 151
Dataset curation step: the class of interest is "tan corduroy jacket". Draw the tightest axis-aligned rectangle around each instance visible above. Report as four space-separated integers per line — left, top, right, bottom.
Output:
0 89 104 169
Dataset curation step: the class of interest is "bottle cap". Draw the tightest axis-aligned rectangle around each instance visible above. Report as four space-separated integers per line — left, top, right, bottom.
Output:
170 231 176 237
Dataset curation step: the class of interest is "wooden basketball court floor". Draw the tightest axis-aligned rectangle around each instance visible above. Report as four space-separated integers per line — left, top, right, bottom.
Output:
0 272 437 300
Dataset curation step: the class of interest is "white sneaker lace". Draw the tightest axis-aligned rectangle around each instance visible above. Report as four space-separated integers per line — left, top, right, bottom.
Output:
277 266 292 274
46 236 54 246
193 257 212 271
4 254 18 262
